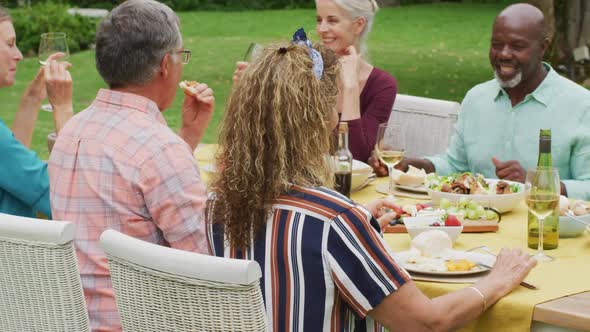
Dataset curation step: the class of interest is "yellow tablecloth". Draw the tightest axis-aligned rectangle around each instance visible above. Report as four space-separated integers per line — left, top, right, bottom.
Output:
195 144 590 331
353 178 590 332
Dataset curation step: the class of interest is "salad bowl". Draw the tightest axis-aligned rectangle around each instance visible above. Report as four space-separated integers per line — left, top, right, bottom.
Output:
426 173 525 213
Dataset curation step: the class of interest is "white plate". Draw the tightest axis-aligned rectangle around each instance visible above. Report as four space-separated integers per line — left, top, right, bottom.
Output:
395 184 428 194
403 262 489 276
375 183 430 198
351 175 375 192
394 249 494 276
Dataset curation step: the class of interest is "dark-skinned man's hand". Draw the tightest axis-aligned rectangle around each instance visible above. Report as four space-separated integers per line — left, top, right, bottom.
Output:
368 150 389 177
492 157 526 183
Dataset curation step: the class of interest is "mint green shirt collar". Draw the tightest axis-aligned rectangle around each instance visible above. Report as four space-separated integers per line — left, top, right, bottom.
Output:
493 63 555 107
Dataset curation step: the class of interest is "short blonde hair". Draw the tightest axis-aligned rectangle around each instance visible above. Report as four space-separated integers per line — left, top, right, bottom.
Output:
332 0 379 56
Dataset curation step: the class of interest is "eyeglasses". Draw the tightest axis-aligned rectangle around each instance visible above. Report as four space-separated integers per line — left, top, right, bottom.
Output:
173 49 191 64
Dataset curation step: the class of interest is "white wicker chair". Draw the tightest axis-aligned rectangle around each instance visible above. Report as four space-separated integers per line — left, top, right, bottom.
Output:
0 213 89 331
389 94 461 158
100 229 267 332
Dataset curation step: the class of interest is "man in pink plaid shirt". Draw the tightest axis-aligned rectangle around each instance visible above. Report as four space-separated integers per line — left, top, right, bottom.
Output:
48 1 213 330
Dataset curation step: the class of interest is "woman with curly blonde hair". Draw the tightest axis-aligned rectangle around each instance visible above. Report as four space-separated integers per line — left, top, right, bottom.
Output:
208 33 536 332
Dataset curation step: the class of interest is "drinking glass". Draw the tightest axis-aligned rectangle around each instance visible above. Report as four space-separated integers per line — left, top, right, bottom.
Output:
525 167 560 262
375 123 405 198
38 32 69 65
243 42 263 62
38 32 70 113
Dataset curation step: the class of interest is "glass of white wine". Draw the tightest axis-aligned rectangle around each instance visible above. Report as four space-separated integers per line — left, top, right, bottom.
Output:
376 123 405 198
38 32 70 112
525 167 560 262
243 42 263 62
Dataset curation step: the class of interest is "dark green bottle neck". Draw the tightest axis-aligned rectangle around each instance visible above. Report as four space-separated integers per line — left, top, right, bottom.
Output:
537 138 552 167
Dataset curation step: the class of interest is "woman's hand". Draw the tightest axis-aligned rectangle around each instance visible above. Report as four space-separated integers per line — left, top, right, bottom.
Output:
233 61 249 86
364 196 399 230
25 52 69 103
45 59 74 134
12 53 71 145
337 46 361 121
338 46 360 89
486 248 537 295
43 54 74 135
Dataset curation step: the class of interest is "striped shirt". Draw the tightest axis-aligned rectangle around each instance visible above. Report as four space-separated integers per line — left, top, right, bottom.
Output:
49 89 209 332
208 186 410 332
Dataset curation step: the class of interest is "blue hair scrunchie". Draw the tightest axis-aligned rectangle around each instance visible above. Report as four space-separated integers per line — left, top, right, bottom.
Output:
292 27 324 80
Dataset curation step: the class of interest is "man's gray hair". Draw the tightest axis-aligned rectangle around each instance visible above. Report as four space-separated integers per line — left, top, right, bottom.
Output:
95 0 181 88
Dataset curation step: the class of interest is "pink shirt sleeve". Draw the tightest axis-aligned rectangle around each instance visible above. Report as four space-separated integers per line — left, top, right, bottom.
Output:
138 140 210 255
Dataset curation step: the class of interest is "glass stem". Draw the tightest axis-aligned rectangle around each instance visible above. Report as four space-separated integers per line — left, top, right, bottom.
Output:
537 216 545 255
388 165 394 196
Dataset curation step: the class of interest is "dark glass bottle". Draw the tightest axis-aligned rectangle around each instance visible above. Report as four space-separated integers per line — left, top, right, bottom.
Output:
334 122 352 197
528 129 559 249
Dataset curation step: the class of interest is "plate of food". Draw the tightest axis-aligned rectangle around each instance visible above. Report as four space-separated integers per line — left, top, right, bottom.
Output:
390 166 429 193
393 229 493 276
425 172 524 213
403 258 489 276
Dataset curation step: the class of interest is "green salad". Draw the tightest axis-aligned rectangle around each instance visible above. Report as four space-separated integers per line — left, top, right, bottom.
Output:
425 172 520 195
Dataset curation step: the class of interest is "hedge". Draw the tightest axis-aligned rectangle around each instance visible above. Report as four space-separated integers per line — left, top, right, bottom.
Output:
4 0 517 11
10 2 99 56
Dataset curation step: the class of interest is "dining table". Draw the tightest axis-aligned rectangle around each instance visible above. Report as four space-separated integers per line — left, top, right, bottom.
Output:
194 144 590 332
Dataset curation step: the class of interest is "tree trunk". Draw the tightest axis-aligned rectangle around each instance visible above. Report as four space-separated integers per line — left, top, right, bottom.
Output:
528 0 589 85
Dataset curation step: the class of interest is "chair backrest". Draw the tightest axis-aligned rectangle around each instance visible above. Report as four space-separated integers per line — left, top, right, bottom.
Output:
100 229 267 332
0 213 89 332
389 94 461 158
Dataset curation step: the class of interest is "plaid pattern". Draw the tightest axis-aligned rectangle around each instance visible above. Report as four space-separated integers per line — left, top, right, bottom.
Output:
49 89 209 332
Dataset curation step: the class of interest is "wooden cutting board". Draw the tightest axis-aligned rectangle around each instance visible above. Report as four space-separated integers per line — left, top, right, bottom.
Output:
385 219 499 233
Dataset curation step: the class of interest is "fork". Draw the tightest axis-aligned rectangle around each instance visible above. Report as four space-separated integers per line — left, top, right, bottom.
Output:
465 246 538 290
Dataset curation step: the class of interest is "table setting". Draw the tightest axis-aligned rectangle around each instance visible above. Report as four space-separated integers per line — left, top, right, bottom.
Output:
194 143 590 331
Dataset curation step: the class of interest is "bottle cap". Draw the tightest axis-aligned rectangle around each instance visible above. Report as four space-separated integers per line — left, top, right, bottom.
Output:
540 129 551 138
338 122 348 133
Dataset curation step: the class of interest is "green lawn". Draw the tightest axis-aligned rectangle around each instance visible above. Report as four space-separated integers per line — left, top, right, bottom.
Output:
1 3 506 160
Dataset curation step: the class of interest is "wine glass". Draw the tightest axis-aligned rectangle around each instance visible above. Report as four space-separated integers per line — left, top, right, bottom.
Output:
375 123 405 198
525 167 560 262
38 32 69 65
243 42 263 62
38 32 70 113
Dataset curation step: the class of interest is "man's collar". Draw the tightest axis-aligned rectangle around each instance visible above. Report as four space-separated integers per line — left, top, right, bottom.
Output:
493 63 555 106
95 89 167 125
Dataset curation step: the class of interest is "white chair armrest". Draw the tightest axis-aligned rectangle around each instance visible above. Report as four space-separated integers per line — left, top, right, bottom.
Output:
0 213 75 245
100 229 262 285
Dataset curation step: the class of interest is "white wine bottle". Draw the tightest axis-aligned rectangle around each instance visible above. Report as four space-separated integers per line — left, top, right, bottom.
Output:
528 129 559 250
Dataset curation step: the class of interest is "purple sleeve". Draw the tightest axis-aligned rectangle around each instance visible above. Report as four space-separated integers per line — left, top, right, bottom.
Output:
347 69 397 162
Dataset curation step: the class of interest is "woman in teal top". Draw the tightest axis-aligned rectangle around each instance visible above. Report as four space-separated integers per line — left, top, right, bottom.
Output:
0 7 73 218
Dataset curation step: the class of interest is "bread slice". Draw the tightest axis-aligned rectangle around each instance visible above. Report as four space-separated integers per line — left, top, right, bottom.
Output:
179 80 199 96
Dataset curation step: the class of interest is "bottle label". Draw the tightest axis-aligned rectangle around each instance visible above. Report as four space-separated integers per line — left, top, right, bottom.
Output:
527 209 559 250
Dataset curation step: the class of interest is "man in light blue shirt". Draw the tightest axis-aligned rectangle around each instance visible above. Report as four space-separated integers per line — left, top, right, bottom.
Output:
396 3 590 199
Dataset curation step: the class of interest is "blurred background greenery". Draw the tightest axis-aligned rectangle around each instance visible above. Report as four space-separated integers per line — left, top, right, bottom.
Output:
1 2 514 159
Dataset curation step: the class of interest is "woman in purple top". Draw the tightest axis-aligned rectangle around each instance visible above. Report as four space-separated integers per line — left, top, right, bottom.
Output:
316 0 397 162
